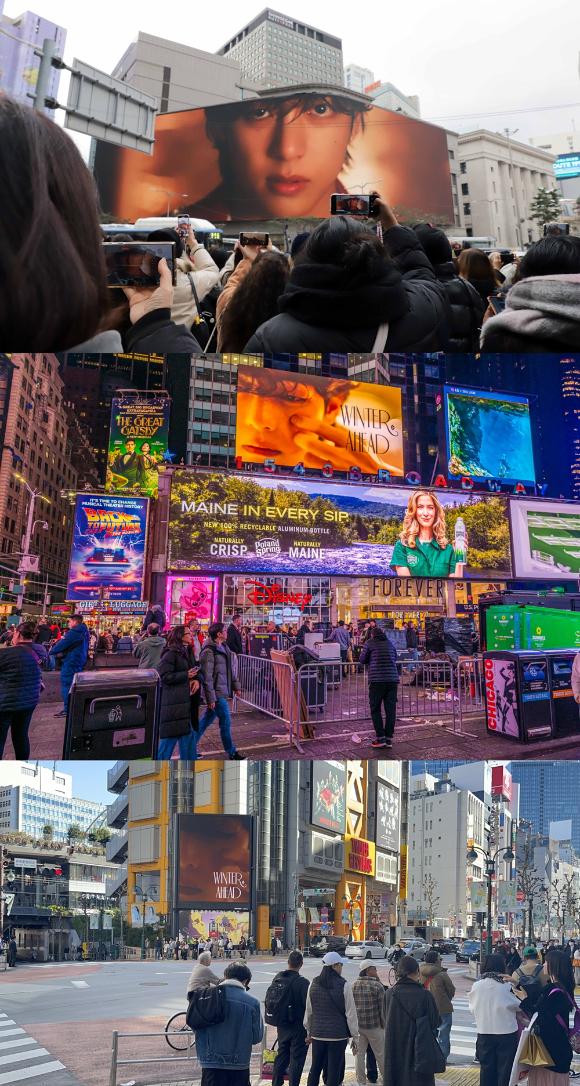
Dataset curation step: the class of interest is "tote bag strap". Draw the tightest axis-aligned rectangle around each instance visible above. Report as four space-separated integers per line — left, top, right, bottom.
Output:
187 272 201 312
371 322 389 353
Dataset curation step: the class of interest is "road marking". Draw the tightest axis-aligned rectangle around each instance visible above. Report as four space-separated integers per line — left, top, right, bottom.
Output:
0 1063 65 1085
0 1022 17 1028
1 1050 50 1067
0 1040 38 1052
0 1031 26 1039
70 981 88 988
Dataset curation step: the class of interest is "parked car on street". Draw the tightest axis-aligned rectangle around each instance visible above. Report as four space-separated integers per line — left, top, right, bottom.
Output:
345 940 388 960
386 939 431 962
432 939 458 955
309 935 348 958
455 940 481 963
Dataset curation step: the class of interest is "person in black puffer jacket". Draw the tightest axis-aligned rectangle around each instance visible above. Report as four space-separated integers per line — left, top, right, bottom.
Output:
243 194 447 354
157 626 200 760
0 621 43 759
456 248 504 308
413 223 485 351
358 627 399 749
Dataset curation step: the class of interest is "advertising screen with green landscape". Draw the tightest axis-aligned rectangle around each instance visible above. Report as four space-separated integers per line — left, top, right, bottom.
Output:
168 470 512 578
509 497 580 579
442 385 535 485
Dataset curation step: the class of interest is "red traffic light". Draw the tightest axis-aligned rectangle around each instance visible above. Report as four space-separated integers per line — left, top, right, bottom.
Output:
54 867 62 876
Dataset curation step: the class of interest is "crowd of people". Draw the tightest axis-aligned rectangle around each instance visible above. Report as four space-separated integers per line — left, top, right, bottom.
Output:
3 93 579 354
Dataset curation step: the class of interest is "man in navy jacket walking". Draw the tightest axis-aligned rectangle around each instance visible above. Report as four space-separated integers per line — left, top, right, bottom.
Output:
359 627 399 749
48 614 89 716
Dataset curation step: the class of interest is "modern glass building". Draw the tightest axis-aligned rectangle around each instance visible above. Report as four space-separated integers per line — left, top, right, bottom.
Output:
509 761 580 853
0 763 103 838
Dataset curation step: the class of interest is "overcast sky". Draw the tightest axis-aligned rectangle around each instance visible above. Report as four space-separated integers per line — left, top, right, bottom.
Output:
18 0 580 157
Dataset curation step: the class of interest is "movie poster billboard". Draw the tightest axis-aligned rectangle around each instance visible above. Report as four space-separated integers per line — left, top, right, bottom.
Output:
106 395 170 498
94 91 454 224
509 497 580 579
168 470 512 579
177 814 253 908
440 386 535 486
484 657 519 737
376 781 400 854
67 494 149 601
178 910 249 942
235 366 403 476
310 762 346 834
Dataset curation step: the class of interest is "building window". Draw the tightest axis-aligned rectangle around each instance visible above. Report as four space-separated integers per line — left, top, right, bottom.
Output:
461 183 469 196
463 202 471 216
160 66 171 113
448 148 454 159
460 161 466 174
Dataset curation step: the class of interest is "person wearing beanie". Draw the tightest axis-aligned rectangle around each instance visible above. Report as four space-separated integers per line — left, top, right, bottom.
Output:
147 226 219 331
290 232 310 264
413 222 485 351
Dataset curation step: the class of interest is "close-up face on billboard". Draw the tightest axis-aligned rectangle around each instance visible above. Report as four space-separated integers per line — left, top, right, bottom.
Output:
235 366 403 474
66 493 149 601
177 814 252 907
169 469 513 578
94 92 454 223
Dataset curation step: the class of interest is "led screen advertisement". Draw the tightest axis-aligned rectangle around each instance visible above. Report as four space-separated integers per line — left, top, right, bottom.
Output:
235 366 403 476
178 911 249 942
176 814 253 908
169 469 512 578
94 92 454 224
311 761 346 834
106 395 171 498
376 781 400 853
66 494 149 601
509 497 580 579
440 386 535 486
553 154 580 179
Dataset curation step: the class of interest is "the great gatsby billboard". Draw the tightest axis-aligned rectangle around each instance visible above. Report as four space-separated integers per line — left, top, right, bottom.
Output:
67 493 149 601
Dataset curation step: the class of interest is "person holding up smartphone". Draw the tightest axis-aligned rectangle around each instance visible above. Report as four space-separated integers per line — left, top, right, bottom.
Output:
147 225 220 333
304 952 359 1086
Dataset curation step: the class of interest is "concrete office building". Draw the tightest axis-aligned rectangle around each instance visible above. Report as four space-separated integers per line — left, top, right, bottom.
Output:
457 130 557 247
112 32 253 113
367 82 420 120
0 762 103 838
0 4 66 117
344 63 373 94
216 9 343 89
530 131 580 157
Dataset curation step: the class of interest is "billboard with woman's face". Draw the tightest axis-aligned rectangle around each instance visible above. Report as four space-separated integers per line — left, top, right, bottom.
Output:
177 814 253 907
94 90 454 223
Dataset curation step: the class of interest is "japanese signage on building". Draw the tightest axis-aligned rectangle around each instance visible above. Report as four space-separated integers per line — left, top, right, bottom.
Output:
376 782 400 854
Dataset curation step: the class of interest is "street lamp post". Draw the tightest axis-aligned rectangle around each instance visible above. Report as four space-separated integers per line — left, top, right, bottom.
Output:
150 188 189 217
132 885 158 960
504 128 524 249
467 843 515 955
13 472 50 601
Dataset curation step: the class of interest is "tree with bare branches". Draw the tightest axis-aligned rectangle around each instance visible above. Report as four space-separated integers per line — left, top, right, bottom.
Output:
516 835 544 944
421 875 440 926
551 873 578 946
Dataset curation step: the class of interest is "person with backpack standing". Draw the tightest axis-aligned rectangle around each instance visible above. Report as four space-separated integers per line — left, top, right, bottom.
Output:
0 621 45 759
512 949 577 1084
510 946 548 995
304 951 359 1086
193 960 263 1086
266 949 310 1086
351 960 386 1086
419 950 456 1060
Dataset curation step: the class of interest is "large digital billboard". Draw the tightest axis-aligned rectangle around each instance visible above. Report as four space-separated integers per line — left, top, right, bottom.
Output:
169 470 512 579
177 814 253 908
311 761 346 834
509 497 580 579
67 493 149 601
106 394 171 498
94 92 454 223
553 154 580 179
376 781 400 854
440 386 535 486
178 911 249 942
235 366 403 475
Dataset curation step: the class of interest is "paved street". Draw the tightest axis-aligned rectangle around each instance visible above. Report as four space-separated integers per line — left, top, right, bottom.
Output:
0 955 477 1086
5 670 580 762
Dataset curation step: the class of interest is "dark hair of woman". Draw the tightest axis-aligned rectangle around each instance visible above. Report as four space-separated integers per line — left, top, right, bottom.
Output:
545 949 575 996
395 955 420 980
0 96 113 350
519 235 580 279
166 625 188 650
209 246 229 270
316 964 345 989
219 250 290 351
457 248 502 287
480 953 508 975
294 214 389 275
147 227 184 258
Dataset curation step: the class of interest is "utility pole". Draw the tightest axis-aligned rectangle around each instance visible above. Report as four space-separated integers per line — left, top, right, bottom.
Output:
504 128 523 249
33 39 55 113
13 472 49 610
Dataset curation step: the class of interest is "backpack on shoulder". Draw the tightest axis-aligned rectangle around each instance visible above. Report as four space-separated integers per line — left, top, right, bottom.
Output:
264 973 300 1027
515 963 544 1002
186 985 227 1029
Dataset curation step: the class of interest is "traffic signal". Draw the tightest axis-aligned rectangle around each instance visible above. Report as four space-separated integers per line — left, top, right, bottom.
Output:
281 913 286 921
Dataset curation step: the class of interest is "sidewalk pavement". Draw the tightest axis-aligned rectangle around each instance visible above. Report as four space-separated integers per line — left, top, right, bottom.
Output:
9 668 580 761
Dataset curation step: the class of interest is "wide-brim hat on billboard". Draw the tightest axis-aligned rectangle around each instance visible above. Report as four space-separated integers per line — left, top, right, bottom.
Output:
322 951 349 965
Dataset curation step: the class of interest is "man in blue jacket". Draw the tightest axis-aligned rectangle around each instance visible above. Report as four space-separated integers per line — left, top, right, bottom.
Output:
194 960 263 1086
48 614 89 716
358 626 399 749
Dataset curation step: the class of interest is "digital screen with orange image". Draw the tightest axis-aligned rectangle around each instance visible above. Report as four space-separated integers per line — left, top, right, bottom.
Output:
235 366 404 476
94 91 454 224
177 814 253 907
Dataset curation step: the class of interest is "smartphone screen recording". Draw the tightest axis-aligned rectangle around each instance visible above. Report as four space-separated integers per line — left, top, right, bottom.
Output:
330 193 378 217
103 242 176 287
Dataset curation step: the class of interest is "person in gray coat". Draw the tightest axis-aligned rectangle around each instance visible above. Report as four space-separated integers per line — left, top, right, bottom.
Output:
133 623 165 672
197 622 244 760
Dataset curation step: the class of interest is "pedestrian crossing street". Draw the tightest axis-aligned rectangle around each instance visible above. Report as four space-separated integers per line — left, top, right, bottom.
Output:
0 1012 69 1086
449 997 477 1060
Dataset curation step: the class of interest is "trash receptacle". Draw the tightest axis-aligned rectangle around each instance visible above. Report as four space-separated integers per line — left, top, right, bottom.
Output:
63 669 160 759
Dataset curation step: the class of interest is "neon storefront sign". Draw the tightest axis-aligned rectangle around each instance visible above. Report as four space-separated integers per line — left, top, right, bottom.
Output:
243 580 313 612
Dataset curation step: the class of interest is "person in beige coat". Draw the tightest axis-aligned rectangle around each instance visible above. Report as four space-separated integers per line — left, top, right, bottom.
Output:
148 227 220 330
419 951 455 1059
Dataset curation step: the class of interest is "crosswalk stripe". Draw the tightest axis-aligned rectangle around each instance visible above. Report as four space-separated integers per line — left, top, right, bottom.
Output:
70 982 88 988
0 1063 65 1085
0 1022 17 1028
0 1031 25 1039
0 1041 39 1052
1 1051 50 1067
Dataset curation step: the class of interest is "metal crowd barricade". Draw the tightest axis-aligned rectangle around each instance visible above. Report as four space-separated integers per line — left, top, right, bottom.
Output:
456 655 485 737
295 659 371 727
232 652 305 751
109 1028 265 1086
397 659 457 728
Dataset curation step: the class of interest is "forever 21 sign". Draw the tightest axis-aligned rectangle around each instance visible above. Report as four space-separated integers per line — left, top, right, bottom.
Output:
370 577 446 600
